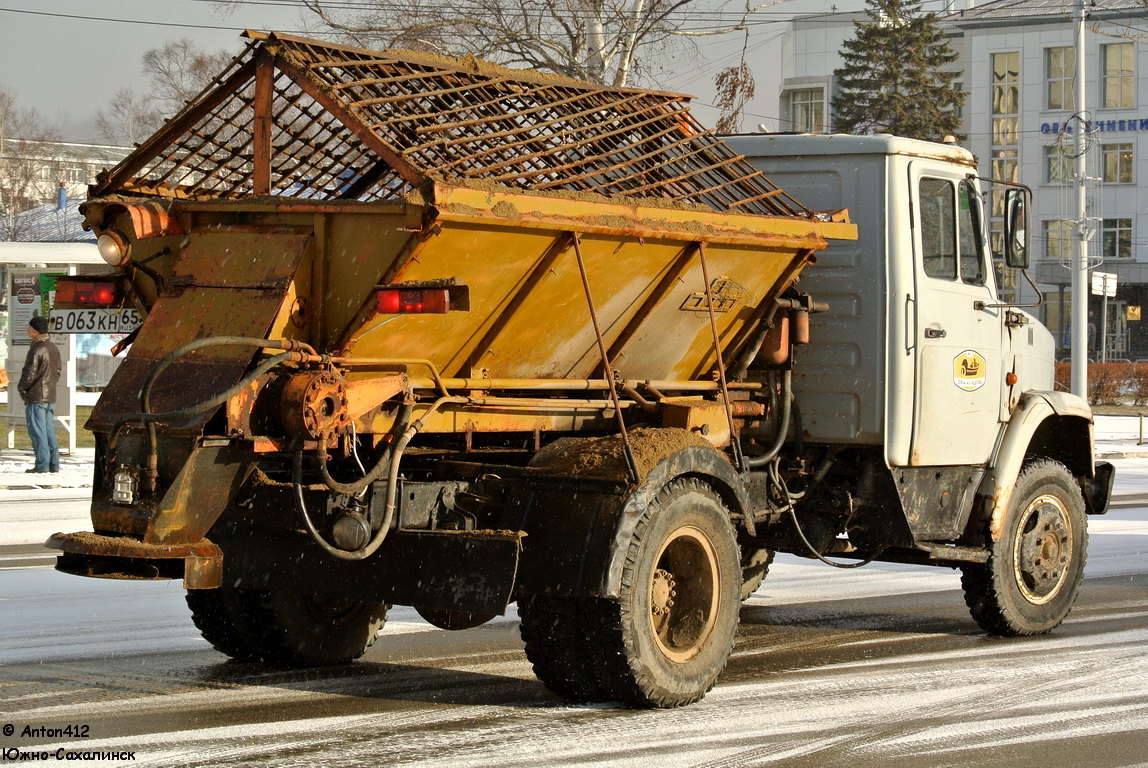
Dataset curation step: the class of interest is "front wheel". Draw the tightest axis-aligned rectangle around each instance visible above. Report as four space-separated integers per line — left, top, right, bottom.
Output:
961 459 1088 636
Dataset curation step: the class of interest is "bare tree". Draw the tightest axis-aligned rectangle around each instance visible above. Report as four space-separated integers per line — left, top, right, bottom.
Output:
95 88 160 147
0 87 62 241
142 39 233 116
95 39 232 146
220 0 768 88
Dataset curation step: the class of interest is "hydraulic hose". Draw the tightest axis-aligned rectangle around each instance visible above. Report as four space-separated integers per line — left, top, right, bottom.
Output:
139 336 317 416
108 336 320 492
295 396 465 560
767 457 881 570
108 352 303 453
315 403 413 495
743 370 793 469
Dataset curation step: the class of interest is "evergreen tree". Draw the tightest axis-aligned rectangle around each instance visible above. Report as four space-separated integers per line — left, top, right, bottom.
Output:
831 0 964 141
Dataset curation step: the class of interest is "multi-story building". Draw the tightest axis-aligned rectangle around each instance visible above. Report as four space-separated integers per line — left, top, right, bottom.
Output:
774 0 1148 359
0 139 127 235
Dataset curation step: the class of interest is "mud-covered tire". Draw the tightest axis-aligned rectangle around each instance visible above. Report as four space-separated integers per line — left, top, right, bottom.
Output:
518 594 612 703
186 588 387 666
186 587 263 662
739 541 774 601
519 477 740 708
961 459 1088 636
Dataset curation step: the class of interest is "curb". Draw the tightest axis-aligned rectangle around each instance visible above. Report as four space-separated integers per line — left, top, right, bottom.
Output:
0 484 92 491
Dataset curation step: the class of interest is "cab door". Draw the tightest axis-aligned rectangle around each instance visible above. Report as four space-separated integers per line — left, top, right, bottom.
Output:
909 169 1003 466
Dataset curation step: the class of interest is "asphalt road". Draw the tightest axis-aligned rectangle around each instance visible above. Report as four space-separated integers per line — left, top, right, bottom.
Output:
2 510 1147 768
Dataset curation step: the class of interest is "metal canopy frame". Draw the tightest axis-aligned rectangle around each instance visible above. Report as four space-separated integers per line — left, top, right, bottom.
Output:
92 31 811 218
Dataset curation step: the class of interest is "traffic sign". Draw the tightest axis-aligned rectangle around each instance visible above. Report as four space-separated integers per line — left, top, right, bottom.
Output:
1092 271 1117 297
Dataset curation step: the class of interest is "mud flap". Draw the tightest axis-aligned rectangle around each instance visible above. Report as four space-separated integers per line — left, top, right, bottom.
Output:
508 444 748 599
213 526 522 615
1082 461 1115 515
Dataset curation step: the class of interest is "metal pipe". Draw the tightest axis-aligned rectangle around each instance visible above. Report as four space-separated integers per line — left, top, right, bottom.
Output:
698 242 744 471
571 233 640 483
403 376 766 392
620 385 659 414
330 357 451 396
1071 0 1090 397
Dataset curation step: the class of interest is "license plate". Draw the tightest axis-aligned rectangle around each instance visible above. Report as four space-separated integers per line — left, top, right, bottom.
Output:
49 308 143 334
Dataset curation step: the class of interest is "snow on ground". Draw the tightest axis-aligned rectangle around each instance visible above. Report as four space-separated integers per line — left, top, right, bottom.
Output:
1 414 1146 665
2 504 1145 666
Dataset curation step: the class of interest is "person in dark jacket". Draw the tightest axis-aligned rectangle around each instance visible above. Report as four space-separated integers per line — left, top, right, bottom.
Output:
18 316 61 473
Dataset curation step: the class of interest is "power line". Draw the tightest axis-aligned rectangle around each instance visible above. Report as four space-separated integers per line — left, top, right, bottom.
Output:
0 5 311 31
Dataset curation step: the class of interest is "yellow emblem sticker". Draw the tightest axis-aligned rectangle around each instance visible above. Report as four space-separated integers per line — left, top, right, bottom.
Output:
953 350 987 392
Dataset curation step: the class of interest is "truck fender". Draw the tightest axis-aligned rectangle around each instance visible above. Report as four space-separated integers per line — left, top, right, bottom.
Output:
605 445 749 597
978 391 1095 542
510 441 748 599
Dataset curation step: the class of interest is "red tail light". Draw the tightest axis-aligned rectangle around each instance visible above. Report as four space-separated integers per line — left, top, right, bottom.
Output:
376 288 451 314
54 279 121 308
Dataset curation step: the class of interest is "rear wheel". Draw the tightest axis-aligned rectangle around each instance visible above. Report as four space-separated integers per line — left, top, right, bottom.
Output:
186 587 387 666
519 477 740 708
961 459 1087 636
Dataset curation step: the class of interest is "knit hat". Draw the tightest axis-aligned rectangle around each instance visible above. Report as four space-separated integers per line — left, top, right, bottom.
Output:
28 316 49 334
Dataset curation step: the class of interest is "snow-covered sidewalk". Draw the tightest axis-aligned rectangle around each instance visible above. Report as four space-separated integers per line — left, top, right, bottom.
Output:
2 414 1147 548
0 446 95 489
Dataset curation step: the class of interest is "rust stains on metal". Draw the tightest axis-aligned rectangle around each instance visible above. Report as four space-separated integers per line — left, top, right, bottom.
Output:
45 531 224 589
91 30 817 219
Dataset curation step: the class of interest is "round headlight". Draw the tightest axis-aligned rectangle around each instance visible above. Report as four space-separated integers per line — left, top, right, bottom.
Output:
97 231 130 266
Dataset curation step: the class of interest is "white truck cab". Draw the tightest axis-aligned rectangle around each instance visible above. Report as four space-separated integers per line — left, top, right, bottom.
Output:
726 133 1112 634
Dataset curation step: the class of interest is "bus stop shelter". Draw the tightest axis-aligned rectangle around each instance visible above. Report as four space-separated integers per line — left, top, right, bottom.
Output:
0 241 106 454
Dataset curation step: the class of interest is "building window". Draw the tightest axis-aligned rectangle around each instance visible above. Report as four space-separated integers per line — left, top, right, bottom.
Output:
992 52 1020 116
1102 142 1134 183
1102 218 1133 259
1043 219 1072 262
789 88 825 132
991 52 1020 300
1044 145 1072 184
1101 43 1135 109
1046 46 1075 111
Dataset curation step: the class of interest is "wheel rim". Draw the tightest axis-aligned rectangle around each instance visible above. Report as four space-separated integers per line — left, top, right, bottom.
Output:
1012 493 1073 605
649 524 720 664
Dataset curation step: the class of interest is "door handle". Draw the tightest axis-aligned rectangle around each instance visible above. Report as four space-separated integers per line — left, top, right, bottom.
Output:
925 327 947 339
905 295 916 354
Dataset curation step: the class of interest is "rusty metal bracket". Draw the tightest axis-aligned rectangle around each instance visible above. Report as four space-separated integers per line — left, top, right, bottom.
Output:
46 532 223 589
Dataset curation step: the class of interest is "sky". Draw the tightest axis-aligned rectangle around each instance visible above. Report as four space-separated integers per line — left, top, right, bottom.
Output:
0 0 978 145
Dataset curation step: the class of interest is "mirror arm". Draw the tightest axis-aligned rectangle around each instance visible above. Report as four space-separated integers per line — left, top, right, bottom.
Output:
975 268 1044 310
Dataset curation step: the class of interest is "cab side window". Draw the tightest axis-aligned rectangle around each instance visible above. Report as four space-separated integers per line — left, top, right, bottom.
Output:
920 178 956 279
958 181 986 286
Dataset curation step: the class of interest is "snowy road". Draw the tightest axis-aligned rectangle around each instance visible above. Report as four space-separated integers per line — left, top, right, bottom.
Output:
1 462 1147 766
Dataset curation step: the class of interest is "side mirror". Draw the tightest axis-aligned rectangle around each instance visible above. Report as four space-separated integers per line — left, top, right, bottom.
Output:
1003 188 1029 269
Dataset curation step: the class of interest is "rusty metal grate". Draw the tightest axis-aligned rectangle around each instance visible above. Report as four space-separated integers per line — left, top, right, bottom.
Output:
95 31 810 217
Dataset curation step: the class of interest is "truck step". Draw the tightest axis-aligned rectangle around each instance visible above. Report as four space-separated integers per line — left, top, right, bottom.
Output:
915 543 990 564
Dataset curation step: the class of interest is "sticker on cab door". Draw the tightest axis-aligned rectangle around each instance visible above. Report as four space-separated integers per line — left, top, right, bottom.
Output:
953 350 987 392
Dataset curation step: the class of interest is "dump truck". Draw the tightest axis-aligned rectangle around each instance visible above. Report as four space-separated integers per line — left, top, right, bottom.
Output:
47 31 1112 709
